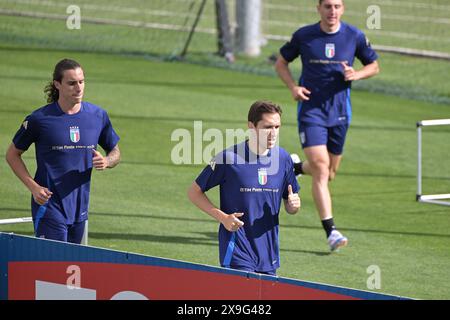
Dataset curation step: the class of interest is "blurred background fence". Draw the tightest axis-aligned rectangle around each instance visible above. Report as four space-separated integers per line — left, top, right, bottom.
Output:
0 0 449 104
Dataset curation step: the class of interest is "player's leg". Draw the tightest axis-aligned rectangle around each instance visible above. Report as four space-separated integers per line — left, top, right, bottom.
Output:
293 149 342 182
304 146 347 251
67 220 87 244
327 124 348 180
303 145 332 221
295 124 348 250
323 124 349 250
328 153 343 181
292 124 327 176
295 124 332 220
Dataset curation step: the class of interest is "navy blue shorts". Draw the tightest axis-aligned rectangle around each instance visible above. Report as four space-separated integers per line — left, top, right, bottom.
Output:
35 218 86 244
298 123 349 155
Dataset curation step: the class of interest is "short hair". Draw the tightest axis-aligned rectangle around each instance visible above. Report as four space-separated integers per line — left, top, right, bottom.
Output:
247 101 282 126
44 58 82 103
319 0 344 5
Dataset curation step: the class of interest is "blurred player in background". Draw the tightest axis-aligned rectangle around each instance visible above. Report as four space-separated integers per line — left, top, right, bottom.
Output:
5 58 120 244
188 100 300 275
275 0 379 251
215 0 235 63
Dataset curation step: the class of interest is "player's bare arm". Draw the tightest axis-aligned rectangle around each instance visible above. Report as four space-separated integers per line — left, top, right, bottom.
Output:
5 143 53 205
187 181 244 232
106 145 121 168
342 60 379 81
275 55 311 101
93 145 121 170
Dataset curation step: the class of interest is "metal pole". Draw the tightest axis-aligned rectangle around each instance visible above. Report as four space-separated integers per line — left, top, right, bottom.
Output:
180 0 208 58
235 0 261 56
81 220 88 246
417 124 422 201
0 217 32 225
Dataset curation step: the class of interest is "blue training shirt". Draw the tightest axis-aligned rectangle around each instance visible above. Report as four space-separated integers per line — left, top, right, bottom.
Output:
195 141 299 272
12 101 120 225
280 21 378 127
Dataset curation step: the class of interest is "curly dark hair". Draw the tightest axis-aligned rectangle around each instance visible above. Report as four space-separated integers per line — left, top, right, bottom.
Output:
44 59 82 103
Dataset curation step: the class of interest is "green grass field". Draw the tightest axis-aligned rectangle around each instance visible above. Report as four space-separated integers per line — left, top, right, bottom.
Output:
1 46 450 300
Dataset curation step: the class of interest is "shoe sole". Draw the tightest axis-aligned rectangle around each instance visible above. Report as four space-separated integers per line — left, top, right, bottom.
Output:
330 238 348 251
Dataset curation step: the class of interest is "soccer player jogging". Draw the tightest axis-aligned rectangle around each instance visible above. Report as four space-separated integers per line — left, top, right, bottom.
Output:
274 0 379 251
188 101 301 275
5 59 120 244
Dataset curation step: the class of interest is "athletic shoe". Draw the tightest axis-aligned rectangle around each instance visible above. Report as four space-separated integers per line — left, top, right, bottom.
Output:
290 153 303 177
328 230 348 251
225 52 235 63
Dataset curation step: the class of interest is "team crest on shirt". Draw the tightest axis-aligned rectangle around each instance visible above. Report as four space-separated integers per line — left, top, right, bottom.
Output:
258 168 268 186
69 126 80 143
209 158 216 171
325 43 335 58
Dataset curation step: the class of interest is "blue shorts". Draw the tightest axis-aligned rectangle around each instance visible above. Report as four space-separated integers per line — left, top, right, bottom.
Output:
35 218 86 244
298 123 349 155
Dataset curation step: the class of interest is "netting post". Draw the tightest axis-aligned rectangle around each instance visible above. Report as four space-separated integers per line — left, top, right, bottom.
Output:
235 0 261 57
179 0 208 58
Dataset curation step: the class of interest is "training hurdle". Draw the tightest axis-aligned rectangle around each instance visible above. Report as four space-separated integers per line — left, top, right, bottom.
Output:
417 119 450 206
0 232 409 300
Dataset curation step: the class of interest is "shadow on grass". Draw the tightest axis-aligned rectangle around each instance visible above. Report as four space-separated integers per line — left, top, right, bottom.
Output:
90 210 450 239
2 208 450 240
0 208 30 214
2 106 416 133
0 107 280 127
91 210 215 224
2 151 448 181
1 105 418 135
0 69 285 91
282 248 331 256
281 223 450 240
89 230 330 256
88 231 218 247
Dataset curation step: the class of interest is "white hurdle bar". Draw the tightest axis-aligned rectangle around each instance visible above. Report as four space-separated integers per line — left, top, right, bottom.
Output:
0 217 32 225
418 119 450 127
417 119 450 206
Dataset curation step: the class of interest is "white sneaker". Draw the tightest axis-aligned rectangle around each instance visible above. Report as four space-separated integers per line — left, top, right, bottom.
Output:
290 153 302 177
328 230 348 251
225 52 235 63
